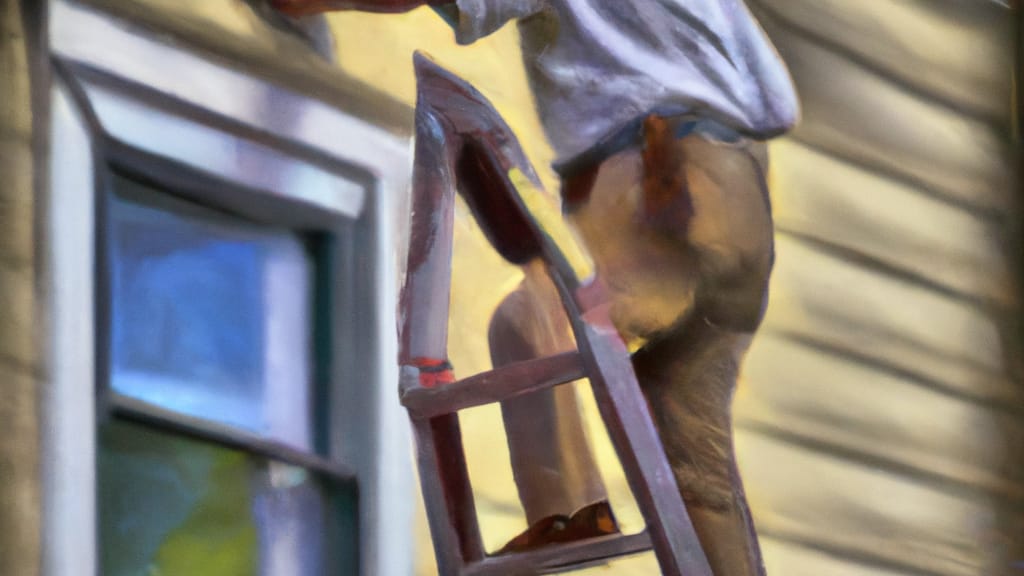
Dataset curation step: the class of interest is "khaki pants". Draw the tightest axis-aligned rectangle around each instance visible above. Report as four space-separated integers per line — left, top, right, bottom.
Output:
492 128 773 574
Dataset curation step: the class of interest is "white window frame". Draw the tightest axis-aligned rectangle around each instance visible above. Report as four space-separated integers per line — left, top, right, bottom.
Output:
41 2 415 575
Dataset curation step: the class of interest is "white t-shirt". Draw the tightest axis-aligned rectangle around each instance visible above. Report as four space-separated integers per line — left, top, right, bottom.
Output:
452 0 798 167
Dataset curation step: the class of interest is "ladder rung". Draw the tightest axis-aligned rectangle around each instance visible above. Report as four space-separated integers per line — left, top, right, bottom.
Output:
461 531 652 576
401 351 586 419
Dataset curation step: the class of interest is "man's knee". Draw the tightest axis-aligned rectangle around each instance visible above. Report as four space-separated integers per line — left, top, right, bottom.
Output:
488 288 538 366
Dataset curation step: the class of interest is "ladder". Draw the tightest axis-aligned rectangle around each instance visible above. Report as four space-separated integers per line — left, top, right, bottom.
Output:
397 53 713 576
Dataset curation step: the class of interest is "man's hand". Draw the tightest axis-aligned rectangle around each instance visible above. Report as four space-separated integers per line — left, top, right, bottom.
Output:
272 0 450 17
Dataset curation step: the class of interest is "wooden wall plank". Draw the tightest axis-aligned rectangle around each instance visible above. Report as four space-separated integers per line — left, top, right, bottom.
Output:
764 237 1017 405
742 1 1023 574
756 11 1013 213
736 432 1013 576
770 139 1013 308
735 335 1024 502
0 3 41 576
760 538 911 576
750 0 1014 122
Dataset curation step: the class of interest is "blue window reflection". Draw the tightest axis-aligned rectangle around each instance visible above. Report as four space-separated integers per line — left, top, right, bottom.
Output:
109 177 314 449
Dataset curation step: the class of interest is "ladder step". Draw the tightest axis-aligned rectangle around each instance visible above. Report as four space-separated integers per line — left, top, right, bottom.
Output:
462 531 652 576
401 351 586 419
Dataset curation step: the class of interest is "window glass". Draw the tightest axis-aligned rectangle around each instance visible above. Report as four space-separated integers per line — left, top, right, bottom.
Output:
99 421 356 576
108 176 315 449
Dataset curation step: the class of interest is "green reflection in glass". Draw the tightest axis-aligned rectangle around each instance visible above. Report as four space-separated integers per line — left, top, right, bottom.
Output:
100 422 259 576
99 422 358 575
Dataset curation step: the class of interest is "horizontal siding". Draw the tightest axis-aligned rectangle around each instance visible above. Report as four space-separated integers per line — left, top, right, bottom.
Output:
756 8 1014 213
770 139 1014 308
0 141 37 372
0 3 41 576
760 538 916 576
736 432 1013 576
743 2 1020 574
764 236 1018 406
752 0 1014 122
737 335 1024 503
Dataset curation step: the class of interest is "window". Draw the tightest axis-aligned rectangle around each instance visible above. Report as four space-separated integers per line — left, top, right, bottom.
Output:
98 176 358 576
99 422 351 576
45 5 415 575
107 179 314 445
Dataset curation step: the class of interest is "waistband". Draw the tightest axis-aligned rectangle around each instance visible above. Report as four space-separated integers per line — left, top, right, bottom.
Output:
553 111 739 179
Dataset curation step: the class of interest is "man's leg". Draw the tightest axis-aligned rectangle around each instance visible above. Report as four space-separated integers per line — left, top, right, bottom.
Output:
633 322 764 576
489 259 610 539
568 128 774 576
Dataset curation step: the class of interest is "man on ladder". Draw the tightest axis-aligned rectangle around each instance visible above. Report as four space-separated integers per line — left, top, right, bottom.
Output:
275 2 798 574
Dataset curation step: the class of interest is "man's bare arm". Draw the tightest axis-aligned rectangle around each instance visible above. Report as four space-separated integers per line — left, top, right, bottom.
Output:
272 0 452 17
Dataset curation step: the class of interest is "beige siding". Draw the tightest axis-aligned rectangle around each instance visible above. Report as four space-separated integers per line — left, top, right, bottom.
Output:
761 539 910 576
742 0 1023 574
758 20 1014 213
741 432 1006 576
737 335 1024 502
771 139 1013 307
754 0 1014 122
0 2 41 576
765 236 1016 405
